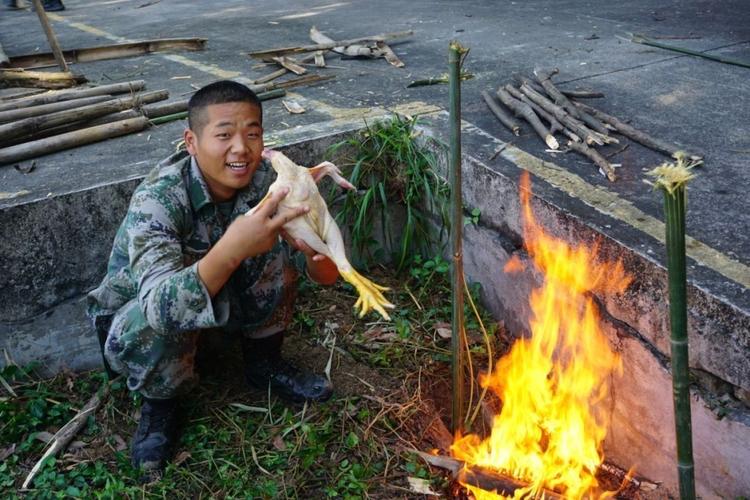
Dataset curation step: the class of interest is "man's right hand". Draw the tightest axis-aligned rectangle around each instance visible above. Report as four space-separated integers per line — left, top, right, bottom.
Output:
197 188 309 297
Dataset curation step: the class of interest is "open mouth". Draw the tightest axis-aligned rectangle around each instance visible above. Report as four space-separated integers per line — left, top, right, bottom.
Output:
226 161 249 173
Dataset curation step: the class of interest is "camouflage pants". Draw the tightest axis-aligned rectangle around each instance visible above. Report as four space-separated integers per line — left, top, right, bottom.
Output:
104 262 298 399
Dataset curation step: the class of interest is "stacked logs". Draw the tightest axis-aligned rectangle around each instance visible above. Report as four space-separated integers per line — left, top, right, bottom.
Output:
0 79 287 166
483 68 702 181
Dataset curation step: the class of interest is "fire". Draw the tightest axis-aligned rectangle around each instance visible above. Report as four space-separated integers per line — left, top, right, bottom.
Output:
451 173 631 499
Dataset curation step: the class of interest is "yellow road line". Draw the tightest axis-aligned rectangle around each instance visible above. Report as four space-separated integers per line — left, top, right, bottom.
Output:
463 121 750 289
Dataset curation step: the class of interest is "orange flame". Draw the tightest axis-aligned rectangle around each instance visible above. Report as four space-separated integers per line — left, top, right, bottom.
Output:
451 173 631 499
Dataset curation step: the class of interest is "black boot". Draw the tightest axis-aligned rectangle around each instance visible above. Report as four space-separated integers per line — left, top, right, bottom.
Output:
243 332 333 403
3 0 21 9
38 0 64 10
131 397 180 473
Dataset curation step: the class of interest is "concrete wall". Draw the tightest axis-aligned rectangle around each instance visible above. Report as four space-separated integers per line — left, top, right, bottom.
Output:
2 114 748 497
431 130 750 498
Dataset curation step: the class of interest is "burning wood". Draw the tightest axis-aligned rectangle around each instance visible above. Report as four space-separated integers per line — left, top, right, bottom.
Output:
447 174 632 498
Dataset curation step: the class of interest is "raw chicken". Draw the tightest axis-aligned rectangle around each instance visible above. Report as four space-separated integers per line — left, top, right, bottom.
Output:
247 149 395 320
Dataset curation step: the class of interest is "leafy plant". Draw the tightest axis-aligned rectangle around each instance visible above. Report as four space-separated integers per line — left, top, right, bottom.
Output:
327 116 449 271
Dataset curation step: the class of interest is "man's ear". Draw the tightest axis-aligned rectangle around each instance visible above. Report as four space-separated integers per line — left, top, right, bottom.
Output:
184 128 198 156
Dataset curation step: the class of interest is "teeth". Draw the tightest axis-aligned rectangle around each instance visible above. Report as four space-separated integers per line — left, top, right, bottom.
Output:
227 162 247 169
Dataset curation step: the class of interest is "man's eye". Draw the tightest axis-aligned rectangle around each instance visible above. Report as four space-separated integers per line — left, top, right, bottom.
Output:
248 133 259 139
217 133 229 139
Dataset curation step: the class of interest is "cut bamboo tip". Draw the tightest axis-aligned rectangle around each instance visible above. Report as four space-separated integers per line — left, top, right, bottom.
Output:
449 40 469 54
646 155 699 194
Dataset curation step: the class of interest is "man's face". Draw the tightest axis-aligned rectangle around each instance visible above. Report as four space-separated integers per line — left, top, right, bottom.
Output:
184 101 263 202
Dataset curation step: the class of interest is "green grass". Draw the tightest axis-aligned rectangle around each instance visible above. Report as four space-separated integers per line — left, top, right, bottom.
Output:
0 259 502 499
326 116 450 272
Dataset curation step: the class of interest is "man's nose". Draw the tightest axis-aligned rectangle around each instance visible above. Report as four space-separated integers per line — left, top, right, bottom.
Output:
230 133 250 154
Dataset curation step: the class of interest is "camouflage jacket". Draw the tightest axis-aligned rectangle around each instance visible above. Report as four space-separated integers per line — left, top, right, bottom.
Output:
87 151 302 334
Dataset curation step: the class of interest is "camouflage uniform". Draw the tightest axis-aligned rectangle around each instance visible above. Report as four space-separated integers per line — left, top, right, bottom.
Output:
87 151 304 399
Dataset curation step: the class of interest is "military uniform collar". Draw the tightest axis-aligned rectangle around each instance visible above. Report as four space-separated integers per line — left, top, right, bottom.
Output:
188 156 214 212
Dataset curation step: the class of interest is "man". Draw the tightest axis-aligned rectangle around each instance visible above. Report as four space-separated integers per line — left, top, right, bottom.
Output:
87 80 339 472
3 0 65 11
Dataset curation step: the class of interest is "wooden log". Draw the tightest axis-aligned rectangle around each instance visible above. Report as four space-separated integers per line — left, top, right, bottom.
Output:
0 69 86 89
481 90 520 136
9 38 207 70
567 139 617 181
495 87 558 149
562 89 604 99
0 116 150 165
0 80 146 112
0 90 168 144
416 452 564 500
0 95 113 124
573 101 703 160
504 84 581 142
309 26 384 58
313 50 326 67
376 42 405 68
249 73 334 94
252 54 315 84
0 89 47 102
248 30 413 58
270 56 307 75
533 69 609 135
520 83 608 146
31 0 69 72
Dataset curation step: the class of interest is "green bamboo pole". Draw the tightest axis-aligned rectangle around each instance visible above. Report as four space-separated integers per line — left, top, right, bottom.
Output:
631 34 750 69
648 155 698 500
449 40 469 435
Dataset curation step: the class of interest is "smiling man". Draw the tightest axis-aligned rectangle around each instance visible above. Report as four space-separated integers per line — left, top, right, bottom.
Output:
87 81 339 474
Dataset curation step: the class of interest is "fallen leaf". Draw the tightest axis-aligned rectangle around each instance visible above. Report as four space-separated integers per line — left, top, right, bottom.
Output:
436 327 452 339
68 440 87 451
272 435 286 451
34 431 54 443
112 434 127 451
282 99 306 114
174 450 191 466
407 476 439 495
0 444 16 461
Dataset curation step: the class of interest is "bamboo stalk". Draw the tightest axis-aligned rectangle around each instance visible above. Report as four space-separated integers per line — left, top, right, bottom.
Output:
496 87 558 149
0 80 146 112
504 84 581 142
309 26 384 58
0 116 150 165
252 54 316 84
520 83 607 145
0 69 86 89
9 38 207 69
248 30 413 58
648 158 698 500
0 90 167 144
4 88 286 146
481 90 520 136
449 40 468 435
248 73 334 94
573 101 702 160
567 139 617 181
22 383 109 489
31 0 69 72
0 95 113 124
631 34 750 69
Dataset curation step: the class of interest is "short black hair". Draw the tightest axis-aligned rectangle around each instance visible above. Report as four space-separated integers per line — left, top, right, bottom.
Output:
187 80 262 134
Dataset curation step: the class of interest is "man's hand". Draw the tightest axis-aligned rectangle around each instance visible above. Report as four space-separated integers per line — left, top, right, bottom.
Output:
198 188 309 297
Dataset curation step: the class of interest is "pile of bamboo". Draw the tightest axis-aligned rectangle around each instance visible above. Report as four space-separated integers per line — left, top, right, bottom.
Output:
0 80 170 165
482 68 702 181
0 80 288 166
